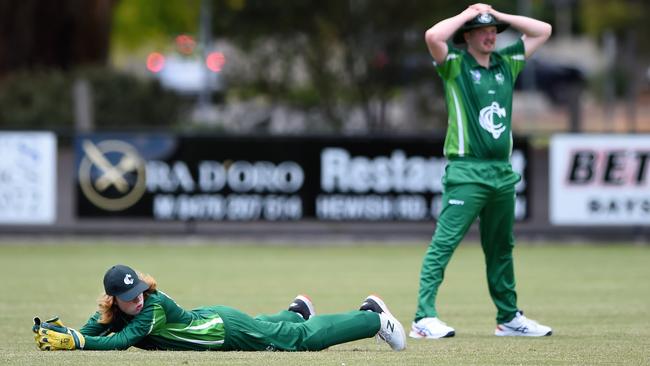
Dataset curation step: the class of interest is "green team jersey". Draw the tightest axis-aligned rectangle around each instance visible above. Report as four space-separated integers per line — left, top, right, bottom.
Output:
435 39 526 161
80 290 226 351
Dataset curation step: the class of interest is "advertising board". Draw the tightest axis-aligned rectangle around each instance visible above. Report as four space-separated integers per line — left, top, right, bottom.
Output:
550 134 650 225
76 134 529 222
0 132 57 224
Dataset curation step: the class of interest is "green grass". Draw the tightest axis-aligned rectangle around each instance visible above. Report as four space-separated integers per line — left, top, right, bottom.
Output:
1 240 649 365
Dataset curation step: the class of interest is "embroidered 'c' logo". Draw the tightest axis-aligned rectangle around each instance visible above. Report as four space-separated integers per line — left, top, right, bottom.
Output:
478 102 507 139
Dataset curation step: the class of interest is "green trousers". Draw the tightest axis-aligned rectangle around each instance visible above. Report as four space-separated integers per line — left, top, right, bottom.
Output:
218 306 380 351
415 159 521 324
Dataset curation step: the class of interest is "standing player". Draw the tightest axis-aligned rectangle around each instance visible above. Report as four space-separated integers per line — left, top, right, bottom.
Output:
34 264 406 351
411 3 553 339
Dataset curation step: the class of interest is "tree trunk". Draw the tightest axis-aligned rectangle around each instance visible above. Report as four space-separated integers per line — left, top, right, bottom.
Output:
0 0 117 77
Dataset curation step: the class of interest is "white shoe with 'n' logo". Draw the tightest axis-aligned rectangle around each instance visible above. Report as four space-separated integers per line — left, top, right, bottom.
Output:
360 295 406 351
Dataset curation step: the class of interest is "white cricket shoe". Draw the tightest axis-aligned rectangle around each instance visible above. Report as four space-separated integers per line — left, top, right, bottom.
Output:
360 295 406 351
409 317 455 339
495 311 552 337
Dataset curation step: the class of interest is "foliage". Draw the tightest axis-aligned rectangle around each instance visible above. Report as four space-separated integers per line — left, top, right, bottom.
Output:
579 0 645 36
211 0 549 131
110 0 541 132
0 67 184 130
0 70 71 129
111 0 201 51
578 0 649 107
75 67 185 129
0 0 115 76
212 0 451 130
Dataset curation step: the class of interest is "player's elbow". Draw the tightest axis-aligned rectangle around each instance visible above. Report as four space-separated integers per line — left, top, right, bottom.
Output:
425 29 449 55
425 28 444 44
541 22 553 40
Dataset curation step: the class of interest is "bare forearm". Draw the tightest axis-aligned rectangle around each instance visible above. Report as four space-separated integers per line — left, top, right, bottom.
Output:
491 9 551 57
491 10 551 39
426 9 477 44
425 6 481 63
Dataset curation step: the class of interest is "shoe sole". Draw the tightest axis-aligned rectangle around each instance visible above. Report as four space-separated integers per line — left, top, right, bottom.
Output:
495 329 552 337
295 294 316 318
408 329 456 339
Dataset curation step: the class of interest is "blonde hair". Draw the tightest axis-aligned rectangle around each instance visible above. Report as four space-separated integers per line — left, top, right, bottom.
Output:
97 272 157 324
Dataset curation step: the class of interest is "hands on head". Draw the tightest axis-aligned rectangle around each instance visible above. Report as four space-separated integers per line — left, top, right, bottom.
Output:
469 3 493 13
464 4 503 22
462 4 491 20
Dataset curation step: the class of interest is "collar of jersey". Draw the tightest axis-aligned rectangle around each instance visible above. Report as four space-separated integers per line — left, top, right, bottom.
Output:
463 49 500 69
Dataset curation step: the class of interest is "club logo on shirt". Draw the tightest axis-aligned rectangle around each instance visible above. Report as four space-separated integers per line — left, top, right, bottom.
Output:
479 102 507 139
495 73 505 85
470 70 482 84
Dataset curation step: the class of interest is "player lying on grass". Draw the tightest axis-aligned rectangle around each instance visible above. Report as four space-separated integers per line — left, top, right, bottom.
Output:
33 264 405 352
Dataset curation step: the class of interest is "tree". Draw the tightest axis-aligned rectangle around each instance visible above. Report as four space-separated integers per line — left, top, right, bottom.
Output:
0 0 185 130
579 0 648 131
209 0 485 132
108 0 532 132
0 0 117 76
111 0 200 51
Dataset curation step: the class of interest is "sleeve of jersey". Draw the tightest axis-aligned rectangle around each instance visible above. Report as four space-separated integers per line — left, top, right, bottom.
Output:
499 39 526 81
81 303 166 350
434 45 462 81
79 312 111 337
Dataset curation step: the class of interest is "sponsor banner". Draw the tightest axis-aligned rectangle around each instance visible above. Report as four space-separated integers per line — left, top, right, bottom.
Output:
76 134 529 221
550 134 650 225
0 132 57 224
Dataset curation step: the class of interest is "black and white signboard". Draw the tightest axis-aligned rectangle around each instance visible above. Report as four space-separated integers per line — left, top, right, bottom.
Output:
550 134 650 225
76 133 529 222
0 132 57 224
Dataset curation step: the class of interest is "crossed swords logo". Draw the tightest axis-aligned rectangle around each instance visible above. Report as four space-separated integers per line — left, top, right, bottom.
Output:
78 139 146 211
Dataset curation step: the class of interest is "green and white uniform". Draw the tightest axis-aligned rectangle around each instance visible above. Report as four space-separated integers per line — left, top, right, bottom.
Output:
416 40 526 324
80 290 380 351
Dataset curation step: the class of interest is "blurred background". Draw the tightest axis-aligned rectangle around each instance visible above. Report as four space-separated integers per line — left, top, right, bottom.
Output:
2 0 648 134
0 0 648 239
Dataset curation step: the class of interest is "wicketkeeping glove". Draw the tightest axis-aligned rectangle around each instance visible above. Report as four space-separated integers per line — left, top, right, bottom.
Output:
33 316 85 351
33 316 62 350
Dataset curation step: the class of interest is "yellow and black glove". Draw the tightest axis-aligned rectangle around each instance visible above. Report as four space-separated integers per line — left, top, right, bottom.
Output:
33 317 85 351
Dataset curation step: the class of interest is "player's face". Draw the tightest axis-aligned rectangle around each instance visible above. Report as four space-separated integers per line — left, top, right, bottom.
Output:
116 293 144 315
466 26 497 54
